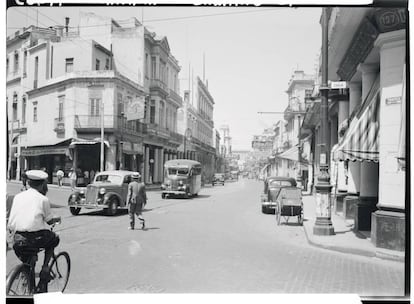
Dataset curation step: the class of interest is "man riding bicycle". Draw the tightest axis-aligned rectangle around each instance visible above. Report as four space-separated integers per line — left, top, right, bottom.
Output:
7 170 61 293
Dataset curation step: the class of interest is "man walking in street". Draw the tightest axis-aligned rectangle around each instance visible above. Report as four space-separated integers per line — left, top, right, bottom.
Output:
56 168 64 187
69 168 77 191
126 172 147 230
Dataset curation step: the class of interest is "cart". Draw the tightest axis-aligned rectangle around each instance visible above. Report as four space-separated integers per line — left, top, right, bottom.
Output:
275 187 303 225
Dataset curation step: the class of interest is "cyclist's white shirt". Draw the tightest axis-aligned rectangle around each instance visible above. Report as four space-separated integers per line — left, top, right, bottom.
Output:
8 188 54 232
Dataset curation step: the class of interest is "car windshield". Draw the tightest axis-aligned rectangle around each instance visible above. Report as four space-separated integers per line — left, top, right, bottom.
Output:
215 174 224 178
95 174 122 184
269 180 293 187
167 167 189 176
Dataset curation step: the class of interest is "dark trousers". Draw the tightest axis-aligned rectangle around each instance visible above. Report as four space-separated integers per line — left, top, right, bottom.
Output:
128 202 144 228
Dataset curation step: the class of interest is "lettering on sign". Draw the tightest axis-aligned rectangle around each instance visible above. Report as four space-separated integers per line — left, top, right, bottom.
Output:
375 8 407 33
21 147 67 156
385 96 402 105
330 81 347 89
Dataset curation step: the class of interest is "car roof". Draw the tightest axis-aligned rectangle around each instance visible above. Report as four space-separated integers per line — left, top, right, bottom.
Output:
266 176 297 184
164 159 201 167
96 170 138 177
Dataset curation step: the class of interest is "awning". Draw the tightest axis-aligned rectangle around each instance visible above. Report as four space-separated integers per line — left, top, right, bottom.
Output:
276 145 310 165
69 138 110 148
332 78 380 162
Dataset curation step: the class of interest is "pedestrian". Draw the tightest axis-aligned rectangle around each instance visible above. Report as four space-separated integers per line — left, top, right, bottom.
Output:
56 168 64 187
21 170 28 191
84 170 89 184
90 169 95 183
126 172 147 230
69 168 77 191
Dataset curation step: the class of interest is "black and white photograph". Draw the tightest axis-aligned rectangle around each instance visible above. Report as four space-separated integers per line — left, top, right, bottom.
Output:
4 0 408 303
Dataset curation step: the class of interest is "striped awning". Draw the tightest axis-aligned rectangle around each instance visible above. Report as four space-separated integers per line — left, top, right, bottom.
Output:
333 80 380 162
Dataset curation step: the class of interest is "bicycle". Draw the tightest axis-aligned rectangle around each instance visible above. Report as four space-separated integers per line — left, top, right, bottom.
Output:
6 222 71 296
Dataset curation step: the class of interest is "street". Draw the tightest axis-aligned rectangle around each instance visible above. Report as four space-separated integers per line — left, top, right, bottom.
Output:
6 179 404 295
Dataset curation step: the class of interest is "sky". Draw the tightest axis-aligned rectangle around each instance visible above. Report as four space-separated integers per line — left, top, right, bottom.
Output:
6 5 322 151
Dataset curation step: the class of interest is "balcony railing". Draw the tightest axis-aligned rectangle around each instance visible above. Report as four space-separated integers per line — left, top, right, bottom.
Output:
168 89 182 103
75 115 147 135
147 123 170 138
169 130 183 143
150 79 168 92
54 118 65 133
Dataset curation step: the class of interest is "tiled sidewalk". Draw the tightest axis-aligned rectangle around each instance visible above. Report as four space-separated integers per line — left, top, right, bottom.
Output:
302 194 405 262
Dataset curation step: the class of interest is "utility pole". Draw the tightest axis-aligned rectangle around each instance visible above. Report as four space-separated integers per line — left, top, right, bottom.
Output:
100 100 105 172
313 7 335 235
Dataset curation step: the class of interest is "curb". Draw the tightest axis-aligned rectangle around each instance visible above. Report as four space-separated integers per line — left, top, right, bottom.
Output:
302 223 404 262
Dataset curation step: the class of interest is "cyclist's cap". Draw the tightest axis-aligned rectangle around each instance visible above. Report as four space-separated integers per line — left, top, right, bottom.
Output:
26 170 48 181
132 172 141 179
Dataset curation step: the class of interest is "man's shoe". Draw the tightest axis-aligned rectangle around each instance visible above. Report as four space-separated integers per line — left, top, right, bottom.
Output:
141 222 145 230
128 226 134 230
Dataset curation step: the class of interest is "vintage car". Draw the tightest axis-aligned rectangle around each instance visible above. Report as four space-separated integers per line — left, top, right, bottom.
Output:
212 173 225 186
261 176 297 214
68 170 139 216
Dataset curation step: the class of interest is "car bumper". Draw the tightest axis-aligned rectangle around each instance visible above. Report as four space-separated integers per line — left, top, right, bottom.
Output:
69 198 107 209
262 201 276 209
162 190 187 195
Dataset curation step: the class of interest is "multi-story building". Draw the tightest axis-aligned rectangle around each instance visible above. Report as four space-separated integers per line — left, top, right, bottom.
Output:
177 76 216 182
7 12 184 186
301 7 407 251
274 70 315 186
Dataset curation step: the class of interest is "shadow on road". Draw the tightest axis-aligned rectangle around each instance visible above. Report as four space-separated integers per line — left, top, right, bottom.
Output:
74 209 129 217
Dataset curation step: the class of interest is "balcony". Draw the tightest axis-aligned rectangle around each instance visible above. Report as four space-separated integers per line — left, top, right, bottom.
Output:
147 123 170 138
54 118 65 134
150 79 168 94
168 88 182 105
75 115 147 136
284 103 307 121
117 116 147 135
169 130 183 144
9 120 27 134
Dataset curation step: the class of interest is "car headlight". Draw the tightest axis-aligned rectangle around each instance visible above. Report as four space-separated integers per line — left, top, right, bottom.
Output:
179 181 183 185
99 188 106 195
80 190 85 195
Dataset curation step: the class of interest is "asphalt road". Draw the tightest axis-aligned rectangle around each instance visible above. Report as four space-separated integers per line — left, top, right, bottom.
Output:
6 179 405 295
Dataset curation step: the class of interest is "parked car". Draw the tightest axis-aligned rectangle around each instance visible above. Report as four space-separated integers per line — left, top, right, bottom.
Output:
261 176 297 214
68 170 139 216
212 173 225 186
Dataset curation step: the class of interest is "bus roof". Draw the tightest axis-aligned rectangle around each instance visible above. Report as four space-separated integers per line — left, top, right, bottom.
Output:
164 159 201 167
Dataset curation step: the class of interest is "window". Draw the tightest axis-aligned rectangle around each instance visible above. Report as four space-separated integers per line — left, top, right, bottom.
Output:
89 98 101 116
14 51 19 72
6 57 9 75
105 58 110 70
150 100 156 124
96 59 100 70
12 93 18 121
34 56 39 88
151 56 156 79
145 53 149 77
23 50 27 76
65 58 73 73
117 93 123 116
305 89 312 99
33 102 38 122
58 95 64 120
22 96 26 123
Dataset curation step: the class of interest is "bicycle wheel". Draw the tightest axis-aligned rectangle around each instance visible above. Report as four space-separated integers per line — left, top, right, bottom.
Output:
6 264 33 296
48 251 71 293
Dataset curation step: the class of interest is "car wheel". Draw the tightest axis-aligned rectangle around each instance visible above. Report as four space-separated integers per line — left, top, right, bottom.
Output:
161 193 166 199
261 206 269 214
106 198 118 216
69 207 81 216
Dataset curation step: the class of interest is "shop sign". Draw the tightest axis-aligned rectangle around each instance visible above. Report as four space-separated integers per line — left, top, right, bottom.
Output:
21 147 67 157
122 141 133 152
330 81 347 89
337 18 379 81
375 8 407 33
126 96 145 121
385 96 402 105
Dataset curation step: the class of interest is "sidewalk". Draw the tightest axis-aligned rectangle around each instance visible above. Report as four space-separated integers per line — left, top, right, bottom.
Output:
302 194 405 262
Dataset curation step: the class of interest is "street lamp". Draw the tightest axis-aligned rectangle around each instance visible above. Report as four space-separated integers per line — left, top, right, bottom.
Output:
313 7 334 235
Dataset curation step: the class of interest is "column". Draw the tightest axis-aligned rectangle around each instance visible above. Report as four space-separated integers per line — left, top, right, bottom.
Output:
16 146 21 180
337 98 349 192
159 148 164 182
154 148 159 182
144 146 150 184
371 29 406 250
343 82 361 220
355 63 380 231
